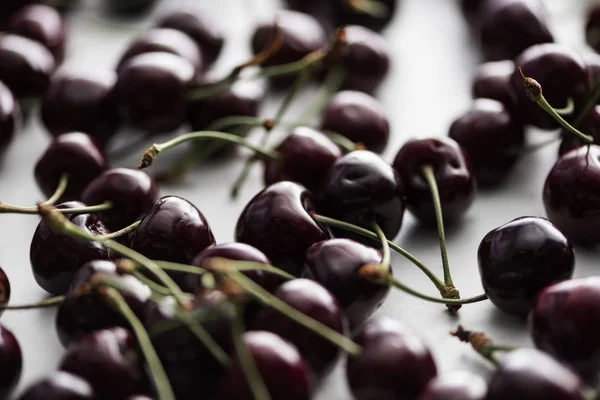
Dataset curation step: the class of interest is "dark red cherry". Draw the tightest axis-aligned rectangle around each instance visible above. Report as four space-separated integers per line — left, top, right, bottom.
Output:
471 60 519 114
558 106 600 156
511 43 588 130
392 137 475 225
5 4 66 64
59 327 147 400
347 317 437 400
543 145 600 245
0 266 10 316
449 98 524 187
418 371 488 400
587 2 600 54
216 331 315 400
235 181 328 277
253 278 348 376
304 238 388 328
34 132 109 200
263 127 342 194
17 371 95 400
478 216 574 318
41 72 121 145
477 0 553 61
0 80 19 152
320 90 390 153
531 277 600 381
82 168 160 231
30 201 112 295
330 0 397 32
486 349 583 400
113 52 195 134
0 33 55 98
0 324 21 399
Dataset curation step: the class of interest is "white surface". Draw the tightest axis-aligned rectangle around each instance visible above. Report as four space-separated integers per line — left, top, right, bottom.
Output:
1 0 596 398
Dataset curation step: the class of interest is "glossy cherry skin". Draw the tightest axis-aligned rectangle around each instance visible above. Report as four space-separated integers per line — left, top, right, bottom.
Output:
17 372 95 400
486 349 583 400
531 277 600 381
41 73 121 146
511 43 588 130
543 145 600 245
321 150 405 242
478 216 574 318
82 168 160 231
30 201 112 295
393 137 475 225
34 132 109 200
59 327 147 400
304 239 388 328
235 181 328 277
321 90 390 153
0 80 19 152
5 5 66 64
263 127 342 194
0 33 55 98
478 0 553 61
449 99 524 188
0 324 22 399
418 371 487 400
216 331 315 400
330 0 397 32
0 267 10 317
558 106 600 156
347 317 437 400
253 278 348 376
472 60 519 114
587 2 600 54
113 52 195 134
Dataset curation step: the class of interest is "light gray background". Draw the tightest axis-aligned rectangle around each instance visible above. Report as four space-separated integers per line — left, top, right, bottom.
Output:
1 0 595 398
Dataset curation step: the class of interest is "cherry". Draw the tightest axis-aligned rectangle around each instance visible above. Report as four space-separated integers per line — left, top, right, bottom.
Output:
235 181 328 277
0 33 55 98
0 80 19 152
34 132 109 200
392 137 475 225
587 1 600 54
558 106 600 156
113 52 195 134
0 267 9 316
30 201 112 295
477 0 553 61
40 73 121 146
543 145 600 245
329 0 398 32
320 150 405 242
511 43 588 130
0 324 22 399
417 371 488 400
486 349 583 400
216 331 315 400
449 98 524 187
478 216 574 318
82 168 159 231
5 4 67 64
471 60 519 114
320 90 390 153
17 371 95 400
531 277 600 381
347 317 437 400
253 278 348 376
263 127 342 194
59 327 147 400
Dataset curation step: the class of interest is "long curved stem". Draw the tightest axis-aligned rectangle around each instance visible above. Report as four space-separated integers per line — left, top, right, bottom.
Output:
385 276 486 305
42 173 69 206
575 76 600 127
99 221 141 241
0 295 64 310
0 201 112 215
177 313 231 367
372 222 390 271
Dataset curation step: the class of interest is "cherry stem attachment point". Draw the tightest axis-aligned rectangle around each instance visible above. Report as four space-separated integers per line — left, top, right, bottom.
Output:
451 325 515 366
0 295 65 310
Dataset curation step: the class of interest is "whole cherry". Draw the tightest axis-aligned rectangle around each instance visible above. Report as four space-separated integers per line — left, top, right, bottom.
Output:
0 81 19 152
17 371 95 400
0 324 21 399
418 371 488 400
471 60 519 114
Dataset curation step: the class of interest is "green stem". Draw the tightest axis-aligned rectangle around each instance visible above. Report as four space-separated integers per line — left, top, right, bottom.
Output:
324 131 358 152
371 222 391 270
552 97 574 116
42 173 69 206
0 295 64 310
575 76 600 127
99 221 141 241
204 258 296 281
0 201 112 215
536 95 593 143
177 313 231 367
297 66 346 123
131 271 173 297
450 326 511 367
348 0 390 18
155 261 207 275
385 276 487 305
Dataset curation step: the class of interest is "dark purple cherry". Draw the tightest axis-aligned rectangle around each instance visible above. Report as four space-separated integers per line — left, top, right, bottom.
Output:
235 181 328 277
114 52 195 134
304 238 388 328
347 317 437 400
5 4 67 64
543 145 600 245
34 132 108 200
17 372 95 400
511 43 588 130
330 0 397 32
449 98 524 187
418 371 487 400
253 278 348 376
0 266 9 316
0 324 21 399
0 80 19 151
41 72 121 145
478 216 574 318
558 106 600 156
478 0 553 61
587 2 600 54
471 60 519 114
216 331 315 400
392 137 475 225
263 127 342 194
321 90 390 153
0 33 55 98
486 349 583 400
59 327 146 400
82 168 159 231
531 277 600 381
30 201 112 295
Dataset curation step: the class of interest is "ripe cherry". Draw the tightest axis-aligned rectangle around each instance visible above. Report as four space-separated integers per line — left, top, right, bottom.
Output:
0 324 21 399
0 81 19 152
471 60 519 114
17 371 95 400
418 371 488 400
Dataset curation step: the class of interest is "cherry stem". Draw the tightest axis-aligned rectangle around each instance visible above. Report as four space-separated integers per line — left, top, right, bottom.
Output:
98 220 141 241
552 97 574 116
451 325 515 366
0 173 68 213
204 258 296 281
324 130 360 152
379 276 487 306
372 222 391 271
131 271 173 297
101 286 175 400
0 201 112 215
298 66 346 123
177 312 231 367
347 0 390 18
575 76 600 127
155 261 207 275
0 295 64 310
